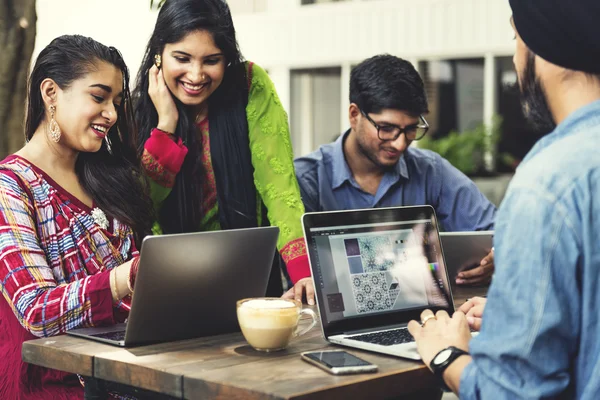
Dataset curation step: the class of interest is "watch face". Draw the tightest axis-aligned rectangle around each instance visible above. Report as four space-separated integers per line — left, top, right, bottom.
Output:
433 348 453 365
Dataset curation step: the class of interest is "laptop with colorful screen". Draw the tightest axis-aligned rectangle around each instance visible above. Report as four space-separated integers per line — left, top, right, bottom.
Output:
302 205 460 360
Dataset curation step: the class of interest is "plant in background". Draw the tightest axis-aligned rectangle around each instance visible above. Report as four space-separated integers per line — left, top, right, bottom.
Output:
418 115 511 176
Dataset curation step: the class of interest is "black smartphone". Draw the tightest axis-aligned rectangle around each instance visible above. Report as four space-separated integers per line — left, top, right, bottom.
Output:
301 350 378 375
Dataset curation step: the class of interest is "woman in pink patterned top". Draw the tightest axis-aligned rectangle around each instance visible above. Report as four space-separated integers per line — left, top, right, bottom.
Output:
0 35 153 399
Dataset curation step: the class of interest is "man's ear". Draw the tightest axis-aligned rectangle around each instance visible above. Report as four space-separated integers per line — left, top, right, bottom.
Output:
40 78 59 109
349 103 361 129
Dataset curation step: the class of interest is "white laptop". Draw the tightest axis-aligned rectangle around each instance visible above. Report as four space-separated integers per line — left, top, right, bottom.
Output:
302 205 462 360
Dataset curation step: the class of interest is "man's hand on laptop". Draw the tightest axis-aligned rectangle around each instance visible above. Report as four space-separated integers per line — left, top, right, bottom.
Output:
455 249 494 286
408 309 472 367
408 310 473 394
282 277 315 305
458 297 487 331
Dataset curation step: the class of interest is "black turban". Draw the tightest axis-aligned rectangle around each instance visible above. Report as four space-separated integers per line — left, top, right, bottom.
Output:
509 0 600 74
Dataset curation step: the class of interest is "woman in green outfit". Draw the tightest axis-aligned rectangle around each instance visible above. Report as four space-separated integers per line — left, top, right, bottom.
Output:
133 0 314 302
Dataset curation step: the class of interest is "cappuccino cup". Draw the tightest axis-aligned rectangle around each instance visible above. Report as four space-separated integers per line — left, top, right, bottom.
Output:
236 297 317 352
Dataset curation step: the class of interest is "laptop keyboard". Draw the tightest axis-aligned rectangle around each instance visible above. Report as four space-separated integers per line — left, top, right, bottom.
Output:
90 330 126 342
347 328 414 346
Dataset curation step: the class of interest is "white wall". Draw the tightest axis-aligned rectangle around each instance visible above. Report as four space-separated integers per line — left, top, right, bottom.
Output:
35 0 514 91
233 0 514 69
34 0 159 82
227 0 268 14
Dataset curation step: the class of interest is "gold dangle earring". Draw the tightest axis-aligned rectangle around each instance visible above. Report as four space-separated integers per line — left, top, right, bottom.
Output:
154 54 162 69
47 105 61 143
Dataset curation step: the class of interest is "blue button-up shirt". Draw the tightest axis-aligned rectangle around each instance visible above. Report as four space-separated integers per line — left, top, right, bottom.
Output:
294 131 496 231
460 100 600 399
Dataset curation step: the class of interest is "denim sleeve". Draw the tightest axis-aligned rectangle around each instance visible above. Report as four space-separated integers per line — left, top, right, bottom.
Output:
294 159 320 213
459 185 581 399
298 179 319 212
432 156 496 231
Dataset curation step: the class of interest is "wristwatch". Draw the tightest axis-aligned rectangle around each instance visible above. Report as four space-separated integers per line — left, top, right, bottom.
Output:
429 346 470 392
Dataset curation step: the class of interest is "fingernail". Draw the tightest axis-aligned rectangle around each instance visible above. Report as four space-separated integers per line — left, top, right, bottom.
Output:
456 279 464 284
481 260 488 265
308 299 315 305
467 317 474 325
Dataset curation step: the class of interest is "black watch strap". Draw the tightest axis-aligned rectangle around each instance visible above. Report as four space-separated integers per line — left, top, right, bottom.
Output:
429 346 470 392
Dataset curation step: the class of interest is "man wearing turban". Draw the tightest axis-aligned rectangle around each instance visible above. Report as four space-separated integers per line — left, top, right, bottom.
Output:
406 1 600 398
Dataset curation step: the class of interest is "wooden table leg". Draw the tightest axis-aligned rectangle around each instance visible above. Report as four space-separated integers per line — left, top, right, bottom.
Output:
82 376 107 400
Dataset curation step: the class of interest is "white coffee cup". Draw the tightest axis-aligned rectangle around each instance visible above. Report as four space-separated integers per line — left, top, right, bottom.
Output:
236 297 317 352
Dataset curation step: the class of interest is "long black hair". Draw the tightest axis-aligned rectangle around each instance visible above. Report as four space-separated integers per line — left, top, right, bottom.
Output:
25 35 154 244
133 0 257 234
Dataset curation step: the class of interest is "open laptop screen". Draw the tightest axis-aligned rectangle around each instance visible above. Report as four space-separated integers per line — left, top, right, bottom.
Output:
303 206 454 336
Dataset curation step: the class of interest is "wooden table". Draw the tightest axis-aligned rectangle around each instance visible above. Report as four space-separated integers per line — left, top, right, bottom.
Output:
22 285 487 400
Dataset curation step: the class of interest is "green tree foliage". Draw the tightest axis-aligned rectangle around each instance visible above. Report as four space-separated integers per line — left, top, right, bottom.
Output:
418 116 512 176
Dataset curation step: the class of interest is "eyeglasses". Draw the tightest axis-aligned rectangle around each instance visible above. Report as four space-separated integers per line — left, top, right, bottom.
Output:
361 110 429 141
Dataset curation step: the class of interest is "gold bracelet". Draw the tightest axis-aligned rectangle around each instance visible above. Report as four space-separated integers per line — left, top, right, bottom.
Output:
127 257 140 293
114 267 120 299
126 264 134 293
110 269 118 301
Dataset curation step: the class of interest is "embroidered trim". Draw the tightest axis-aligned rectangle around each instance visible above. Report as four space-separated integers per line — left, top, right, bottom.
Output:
141 150 176 188
280 237 307 264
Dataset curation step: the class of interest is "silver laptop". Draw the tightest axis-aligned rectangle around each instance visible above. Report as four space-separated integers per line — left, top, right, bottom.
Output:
439 231 494 281
302 206 460 360
68 226 279 347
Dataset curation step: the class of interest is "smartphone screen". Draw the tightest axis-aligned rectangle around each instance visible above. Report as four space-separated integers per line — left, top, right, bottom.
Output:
303 351 373 368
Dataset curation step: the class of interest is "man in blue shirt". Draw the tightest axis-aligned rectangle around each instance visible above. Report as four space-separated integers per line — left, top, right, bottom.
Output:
407 1 600 398
294 55 496 285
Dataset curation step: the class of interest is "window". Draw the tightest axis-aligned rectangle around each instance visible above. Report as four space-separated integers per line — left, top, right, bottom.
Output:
290 67 342 156
419 59 485 138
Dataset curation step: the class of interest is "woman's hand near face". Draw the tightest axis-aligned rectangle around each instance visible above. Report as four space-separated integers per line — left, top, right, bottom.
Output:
148 64 178 134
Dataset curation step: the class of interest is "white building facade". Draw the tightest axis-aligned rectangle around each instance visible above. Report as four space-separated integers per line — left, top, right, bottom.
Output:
228 0 516 157
35 0 522 160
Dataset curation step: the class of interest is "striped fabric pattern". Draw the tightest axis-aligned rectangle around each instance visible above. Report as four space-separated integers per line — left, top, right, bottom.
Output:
0 156 135 337
0 155 139 399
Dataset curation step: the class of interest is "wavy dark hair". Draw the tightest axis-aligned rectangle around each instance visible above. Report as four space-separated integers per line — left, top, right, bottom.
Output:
133 0 256 234
25 35 154 244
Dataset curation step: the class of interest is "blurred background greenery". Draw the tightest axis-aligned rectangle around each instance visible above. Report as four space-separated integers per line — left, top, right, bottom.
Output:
418 116 515 177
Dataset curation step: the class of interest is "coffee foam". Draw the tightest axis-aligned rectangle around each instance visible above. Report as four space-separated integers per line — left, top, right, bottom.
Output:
237 299 299 329
240 299 296 309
